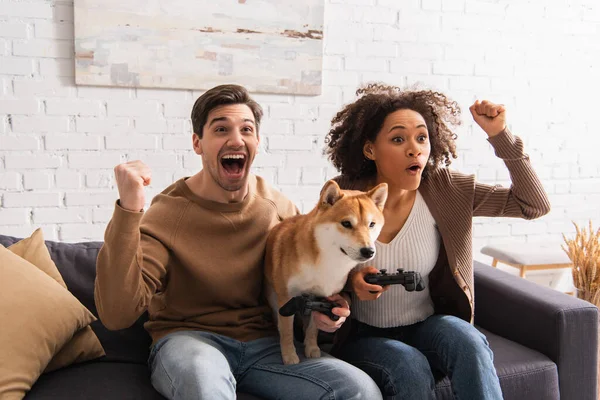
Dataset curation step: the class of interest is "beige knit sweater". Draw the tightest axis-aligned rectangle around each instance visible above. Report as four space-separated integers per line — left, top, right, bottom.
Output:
95 175 298 344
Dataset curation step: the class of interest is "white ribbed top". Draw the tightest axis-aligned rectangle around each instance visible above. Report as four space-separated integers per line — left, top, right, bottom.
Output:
351 191 441 328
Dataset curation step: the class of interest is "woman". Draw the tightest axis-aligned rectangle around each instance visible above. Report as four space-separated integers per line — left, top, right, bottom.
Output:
325 83 550 399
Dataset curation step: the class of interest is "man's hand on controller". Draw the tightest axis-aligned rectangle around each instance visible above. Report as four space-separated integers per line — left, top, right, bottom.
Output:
312 293 350 333
350 266 389 301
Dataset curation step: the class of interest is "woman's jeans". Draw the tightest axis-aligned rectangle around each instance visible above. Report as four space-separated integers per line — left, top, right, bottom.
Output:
335 314 503 400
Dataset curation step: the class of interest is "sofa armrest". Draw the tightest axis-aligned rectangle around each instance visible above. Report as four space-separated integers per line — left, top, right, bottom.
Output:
474 261 598 400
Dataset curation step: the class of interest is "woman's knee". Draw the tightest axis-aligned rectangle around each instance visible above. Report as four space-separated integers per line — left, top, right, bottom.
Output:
433 316 494 365
340 337 435 398
462 330 495 366
382 348 434 397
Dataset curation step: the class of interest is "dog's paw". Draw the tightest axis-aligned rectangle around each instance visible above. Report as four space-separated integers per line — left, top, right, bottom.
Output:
304 345 321 359
282 351 300 365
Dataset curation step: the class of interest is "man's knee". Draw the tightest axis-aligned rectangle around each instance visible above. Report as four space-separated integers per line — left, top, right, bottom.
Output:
335 363 383 400
150 332 235 399
309 357 384 400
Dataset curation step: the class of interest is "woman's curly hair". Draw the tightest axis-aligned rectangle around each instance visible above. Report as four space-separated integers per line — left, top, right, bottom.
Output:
325 83 461 180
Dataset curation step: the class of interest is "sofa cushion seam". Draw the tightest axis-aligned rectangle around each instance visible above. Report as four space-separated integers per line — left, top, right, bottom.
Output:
499 364 557 380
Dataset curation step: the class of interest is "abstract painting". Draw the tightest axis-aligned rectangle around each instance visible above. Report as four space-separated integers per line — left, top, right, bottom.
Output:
74 0 324 95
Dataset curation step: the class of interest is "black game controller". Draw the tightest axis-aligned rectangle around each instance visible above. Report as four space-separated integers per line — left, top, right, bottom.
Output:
279 294 341 321
364 268 425 292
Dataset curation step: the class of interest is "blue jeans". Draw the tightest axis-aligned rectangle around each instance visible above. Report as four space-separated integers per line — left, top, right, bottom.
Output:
335 315 503 400
148 330 383 400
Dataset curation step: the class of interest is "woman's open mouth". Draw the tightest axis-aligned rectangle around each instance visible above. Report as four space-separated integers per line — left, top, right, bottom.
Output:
220 153 246 179
406 164 422 175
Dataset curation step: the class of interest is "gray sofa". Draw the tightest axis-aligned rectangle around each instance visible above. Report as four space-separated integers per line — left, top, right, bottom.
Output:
1 233 597 400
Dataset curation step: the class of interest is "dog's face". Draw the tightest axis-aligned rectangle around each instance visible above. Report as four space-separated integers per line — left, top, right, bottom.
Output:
314 180 388 263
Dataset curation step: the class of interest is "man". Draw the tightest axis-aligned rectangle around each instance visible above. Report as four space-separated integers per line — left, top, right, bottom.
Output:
95 84 382 400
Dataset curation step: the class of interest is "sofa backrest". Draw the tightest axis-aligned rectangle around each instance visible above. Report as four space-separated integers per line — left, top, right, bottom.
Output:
0 234 152 365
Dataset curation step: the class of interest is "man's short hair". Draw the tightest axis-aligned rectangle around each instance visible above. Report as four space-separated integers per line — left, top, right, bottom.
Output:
191 84 263 137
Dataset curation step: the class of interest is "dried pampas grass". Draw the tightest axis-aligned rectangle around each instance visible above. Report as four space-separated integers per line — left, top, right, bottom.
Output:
562 221 600 305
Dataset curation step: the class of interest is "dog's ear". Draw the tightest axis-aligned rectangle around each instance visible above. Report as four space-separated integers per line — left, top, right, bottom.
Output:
367 183 388 211
320 180 343 207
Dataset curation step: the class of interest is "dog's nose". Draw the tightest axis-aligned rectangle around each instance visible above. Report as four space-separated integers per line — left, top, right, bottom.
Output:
360 247 375 259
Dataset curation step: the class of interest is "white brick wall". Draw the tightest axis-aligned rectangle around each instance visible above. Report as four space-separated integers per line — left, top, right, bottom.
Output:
0 0 599 290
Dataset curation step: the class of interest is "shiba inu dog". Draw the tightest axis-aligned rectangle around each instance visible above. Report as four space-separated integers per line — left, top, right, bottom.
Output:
264 179 388 365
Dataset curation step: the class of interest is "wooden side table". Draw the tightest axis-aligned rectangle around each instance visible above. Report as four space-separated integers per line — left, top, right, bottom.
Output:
480 243 574 295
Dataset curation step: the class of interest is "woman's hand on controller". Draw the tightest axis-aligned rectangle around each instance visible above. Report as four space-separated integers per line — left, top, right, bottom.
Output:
350 266 389 301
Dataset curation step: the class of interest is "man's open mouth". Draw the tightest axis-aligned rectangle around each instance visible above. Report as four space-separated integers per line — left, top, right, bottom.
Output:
220 154 246 177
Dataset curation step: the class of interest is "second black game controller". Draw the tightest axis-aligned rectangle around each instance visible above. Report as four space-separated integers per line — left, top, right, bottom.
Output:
279 294 341 321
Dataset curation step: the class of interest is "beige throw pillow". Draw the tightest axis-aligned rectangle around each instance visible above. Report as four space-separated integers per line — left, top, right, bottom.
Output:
0 245 97 399
8 229 105 372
